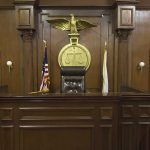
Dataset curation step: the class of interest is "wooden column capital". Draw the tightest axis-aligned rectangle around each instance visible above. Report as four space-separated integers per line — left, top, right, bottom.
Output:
20 29 35 41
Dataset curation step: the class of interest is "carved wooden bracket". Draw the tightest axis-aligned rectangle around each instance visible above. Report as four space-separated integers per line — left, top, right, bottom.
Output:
20 29 34 41
116 29 131 40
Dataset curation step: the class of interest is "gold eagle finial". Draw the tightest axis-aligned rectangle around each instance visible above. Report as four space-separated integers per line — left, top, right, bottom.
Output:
47 14 96 34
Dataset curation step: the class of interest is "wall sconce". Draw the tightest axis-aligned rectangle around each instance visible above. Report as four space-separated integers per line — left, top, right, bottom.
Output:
6 61 13 72
137 61 145 72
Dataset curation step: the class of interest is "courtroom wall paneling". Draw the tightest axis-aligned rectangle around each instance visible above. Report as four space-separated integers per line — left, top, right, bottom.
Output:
1 7 150 93
120 104 137 150
120 97 150 150
19 127 93 150
0 126 14 150
137 0 150 8
117 37 129 91
1 0 150 8
137 103 150 150
1 93 150 150
0 50 1 86
115 10 150 92
0 105 14 150
130 10 150 92
38 0 150 7
0 9 22 93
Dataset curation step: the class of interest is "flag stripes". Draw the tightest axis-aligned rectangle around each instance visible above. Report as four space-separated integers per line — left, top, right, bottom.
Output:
40 46 50 92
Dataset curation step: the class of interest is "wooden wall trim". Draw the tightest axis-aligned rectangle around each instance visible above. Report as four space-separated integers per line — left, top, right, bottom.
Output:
1 0 150 8
38 0 114 7
136 6 150 9
0 6 15 9
41 8 111 17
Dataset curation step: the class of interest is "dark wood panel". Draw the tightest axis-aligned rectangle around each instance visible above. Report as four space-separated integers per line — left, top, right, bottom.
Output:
0 6 150 94
99 126 113 150
0 94 118 150
99 107 113 120
0 0 14 7
1 0 150 7
137 124 150 150
38 0 150 7
0 126 14 150
0 10 22 93
138 105 150 118
0 107 13 121
117 38 129 91
39 0 114 7
0 94 150 150
130 10 150 92
120 123 137 150
19 127 94 150
137 0 150 8
120 95 150 150
19 106 94 121
121 105 134 118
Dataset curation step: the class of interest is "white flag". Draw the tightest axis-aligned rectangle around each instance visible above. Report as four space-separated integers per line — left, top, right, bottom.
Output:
102 47 108 95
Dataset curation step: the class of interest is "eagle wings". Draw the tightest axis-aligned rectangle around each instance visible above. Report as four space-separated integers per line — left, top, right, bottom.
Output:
47 15 96 33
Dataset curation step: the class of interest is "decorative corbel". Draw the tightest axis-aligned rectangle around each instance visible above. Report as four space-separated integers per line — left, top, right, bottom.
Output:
20 29 34 41
116 29 131 40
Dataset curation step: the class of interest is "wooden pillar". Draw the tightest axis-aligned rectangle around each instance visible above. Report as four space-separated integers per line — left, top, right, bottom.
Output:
113 0 137 92
14 0 36 93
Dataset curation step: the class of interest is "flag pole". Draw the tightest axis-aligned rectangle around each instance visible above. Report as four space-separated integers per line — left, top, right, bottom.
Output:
28 40 50 95
102 41 108 96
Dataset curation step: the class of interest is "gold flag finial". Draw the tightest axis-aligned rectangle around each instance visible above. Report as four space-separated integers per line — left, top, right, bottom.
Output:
105 41 107 48
43 40 47 48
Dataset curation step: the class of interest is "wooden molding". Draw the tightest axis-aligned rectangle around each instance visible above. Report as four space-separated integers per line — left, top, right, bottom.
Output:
14 0 36 5
15 5 35 29
117 5 135 29
114 0 137 31
114 0 139 5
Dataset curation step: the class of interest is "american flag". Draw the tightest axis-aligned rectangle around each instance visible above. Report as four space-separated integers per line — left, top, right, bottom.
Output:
40 45 50 91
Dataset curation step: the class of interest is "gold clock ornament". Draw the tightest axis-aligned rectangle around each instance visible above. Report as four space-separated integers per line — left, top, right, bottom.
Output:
47 14 96 70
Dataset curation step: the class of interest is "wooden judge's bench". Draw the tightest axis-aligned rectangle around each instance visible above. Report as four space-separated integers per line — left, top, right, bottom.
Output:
0 93 150 150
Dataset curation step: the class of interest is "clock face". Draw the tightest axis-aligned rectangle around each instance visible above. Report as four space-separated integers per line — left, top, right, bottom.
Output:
58 43 91 70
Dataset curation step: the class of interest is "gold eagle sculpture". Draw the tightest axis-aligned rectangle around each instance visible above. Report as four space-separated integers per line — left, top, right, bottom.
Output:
47 14 96 34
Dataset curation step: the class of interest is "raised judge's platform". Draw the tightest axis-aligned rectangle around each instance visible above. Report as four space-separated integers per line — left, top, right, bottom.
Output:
0 93 150 150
